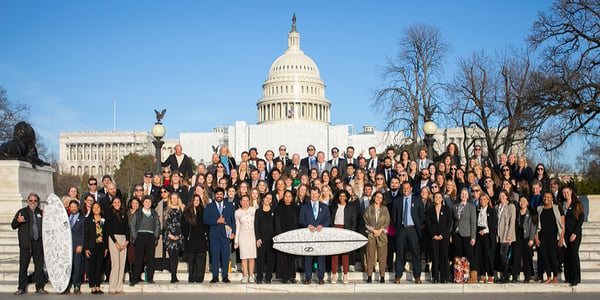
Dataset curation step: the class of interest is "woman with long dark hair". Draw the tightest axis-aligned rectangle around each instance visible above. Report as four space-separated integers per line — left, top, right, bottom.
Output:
475 193 497 283
562 186 584 286
330 190 357 284
426 192 453 283
106 197 129 294
275 190 298 283
364 191 390 283
182 194 209 283
84 202 107 294
254 193 276 283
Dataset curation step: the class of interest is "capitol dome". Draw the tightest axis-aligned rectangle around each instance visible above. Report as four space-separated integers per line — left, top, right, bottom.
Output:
257 15 331 124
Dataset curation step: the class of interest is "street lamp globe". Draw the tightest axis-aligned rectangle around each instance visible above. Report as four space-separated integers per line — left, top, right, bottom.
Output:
423 120 437 135
151 123 166 139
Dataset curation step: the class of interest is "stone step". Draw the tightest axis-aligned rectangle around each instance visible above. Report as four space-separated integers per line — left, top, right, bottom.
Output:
580 243 600 251
0 280 598 294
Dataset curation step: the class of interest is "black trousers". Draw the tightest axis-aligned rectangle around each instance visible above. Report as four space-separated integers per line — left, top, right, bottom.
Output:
430 236 449 282
87 243 105 288
132 233 156 283
498 242 511 278
565 235 582 284
539 237 559 278
187 252 206 282
475 232 494 277
395 227 421 279
168 249 180 280
386 234 396 271
256 240 275 281
18 240 44 291
512 238 533 280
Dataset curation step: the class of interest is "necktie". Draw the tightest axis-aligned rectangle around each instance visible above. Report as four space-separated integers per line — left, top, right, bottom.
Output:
268 162 272 172
32 211 39 240
312 202 318 220
421 161 425 169
403 197 409 226
370 160 375 169
387 170 391 181
218 203 223 215
144 186 149 195
334 159 338 167
70 215 76 228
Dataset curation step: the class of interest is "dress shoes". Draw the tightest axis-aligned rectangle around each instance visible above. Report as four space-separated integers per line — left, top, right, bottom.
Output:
380 276 385 283
415 278 422 284
210 278 219 283
394 277 401 284
318 279 325 285
74 288 82 295
366 276 372 283
222 277 231 283
14 289 25 295
303 279 311 285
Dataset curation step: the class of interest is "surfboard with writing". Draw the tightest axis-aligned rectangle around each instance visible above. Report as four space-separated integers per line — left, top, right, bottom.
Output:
42 193 72 293
273 227 367 256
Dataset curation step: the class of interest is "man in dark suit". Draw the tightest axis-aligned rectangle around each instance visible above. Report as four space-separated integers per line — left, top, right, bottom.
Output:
81 177 100 202
67 200 85 294
470 145 493 168
203 187 236 283
392 181 425 284
287 153 302 174
345 146 358 168
385 177 402 272
300 145 317 175
298 186 332 285
366 146 381 172
11 193 47 295
328 147 347 178
415 148 433 172
412 168 432 197
274 145 291 170
161 144 193 181
382 157 397 187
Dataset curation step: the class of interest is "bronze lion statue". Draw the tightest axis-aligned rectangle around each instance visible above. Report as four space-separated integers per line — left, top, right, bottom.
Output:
0 121 49 168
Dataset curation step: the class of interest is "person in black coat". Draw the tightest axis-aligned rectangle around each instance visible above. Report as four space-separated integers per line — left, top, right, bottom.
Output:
84 202 108 294
274 190 298 283
562 186 585 286
255 193 276 283
11 193 46 295
475 194 498 283
425 192 453 283
329 190 357 283
161 144 194 181
181 194 209 283
68 200 85 294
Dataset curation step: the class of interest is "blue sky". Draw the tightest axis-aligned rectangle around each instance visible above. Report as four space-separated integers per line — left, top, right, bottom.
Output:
1 1 567 162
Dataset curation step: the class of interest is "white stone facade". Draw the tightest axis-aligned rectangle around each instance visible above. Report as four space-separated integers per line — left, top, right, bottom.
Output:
59 131 178 176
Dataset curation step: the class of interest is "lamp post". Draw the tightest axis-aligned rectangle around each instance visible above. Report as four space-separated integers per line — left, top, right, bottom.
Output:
151 109 166 175
423 119 437 161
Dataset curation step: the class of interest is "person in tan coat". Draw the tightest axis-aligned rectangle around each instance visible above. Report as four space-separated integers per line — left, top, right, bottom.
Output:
363 191 390 283
496 190 516 282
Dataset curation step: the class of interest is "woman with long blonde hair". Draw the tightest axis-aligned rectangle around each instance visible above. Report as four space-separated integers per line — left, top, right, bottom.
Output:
164 193 185 283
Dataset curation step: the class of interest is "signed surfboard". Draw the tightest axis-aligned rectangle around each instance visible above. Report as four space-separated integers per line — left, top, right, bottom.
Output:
273 227 367 256
42 193 72 293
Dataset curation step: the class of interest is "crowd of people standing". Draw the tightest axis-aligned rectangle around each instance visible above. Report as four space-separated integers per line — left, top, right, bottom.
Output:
12 142 586 295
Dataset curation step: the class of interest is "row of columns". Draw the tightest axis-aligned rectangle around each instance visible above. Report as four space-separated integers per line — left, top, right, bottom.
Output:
258 102 330 123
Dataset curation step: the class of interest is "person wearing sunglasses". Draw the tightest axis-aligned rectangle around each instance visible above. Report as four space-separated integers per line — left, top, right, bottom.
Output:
12 193 47 295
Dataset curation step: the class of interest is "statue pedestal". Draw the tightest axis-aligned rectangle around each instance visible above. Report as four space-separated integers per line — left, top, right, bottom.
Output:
0 160 54 214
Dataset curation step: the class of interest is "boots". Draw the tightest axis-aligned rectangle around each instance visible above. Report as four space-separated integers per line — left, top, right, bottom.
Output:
468 271 478 284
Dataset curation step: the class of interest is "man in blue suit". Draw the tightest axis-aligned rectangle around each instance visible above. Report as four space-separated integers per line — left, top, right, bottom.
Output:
298 186 331 284
203 187 236 283
66 200 85 294
392 180 425 284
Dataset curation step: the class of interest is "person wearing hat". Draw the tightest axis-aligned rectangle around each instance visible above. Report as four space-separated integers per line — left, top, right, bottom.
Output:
142 171 159 198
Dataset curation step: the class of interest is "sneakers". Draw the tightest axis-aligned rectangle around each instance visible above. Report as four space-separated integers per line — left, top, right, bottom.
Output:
248 276 255 283
241 276 247 283
343 274 349 284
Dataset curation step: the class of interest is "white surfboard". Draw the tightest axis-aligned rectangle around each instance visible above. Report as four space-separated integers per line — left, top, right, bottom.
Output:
273 227 367 256
42 193 72 293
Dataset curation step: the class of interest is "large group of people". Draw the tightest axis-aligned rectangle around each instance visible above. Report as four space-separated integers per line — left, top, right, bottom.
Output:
12 142 586 295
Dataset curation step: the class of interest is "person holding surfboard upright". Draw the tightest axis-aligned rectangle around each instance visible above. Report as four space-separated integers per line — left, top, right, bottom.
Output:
299 186 332 285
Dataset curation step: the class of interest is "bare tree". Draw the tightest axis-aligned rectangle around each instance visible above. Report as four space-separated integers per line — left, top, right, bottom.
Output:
528 0 600 151
373 24 448 157
0 86 29 142
447 49 544 166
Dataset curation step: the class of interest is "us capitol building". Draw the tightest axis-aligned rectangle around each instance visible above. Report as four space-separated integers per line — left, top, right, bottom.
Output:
59 16 514 176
